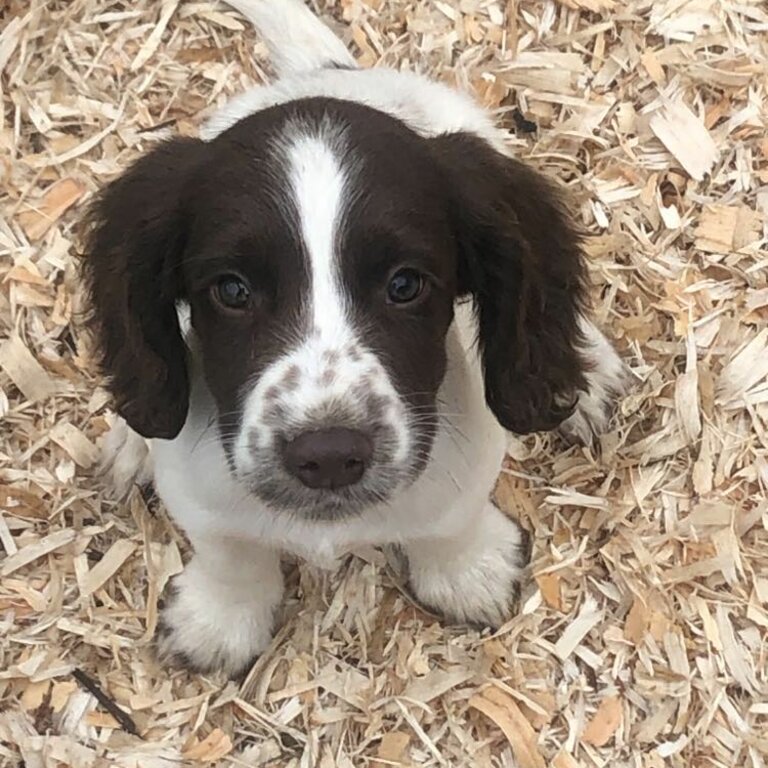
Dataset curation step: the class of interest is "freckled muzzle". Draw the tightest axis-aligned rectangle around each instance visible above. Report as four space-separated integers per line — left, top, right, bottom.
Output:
232 340 421 517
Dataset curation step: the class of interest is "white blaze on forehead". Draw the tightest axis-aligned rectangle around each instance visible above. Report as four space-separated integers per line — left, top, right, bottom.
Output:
285 131 350 344
232 126 412 476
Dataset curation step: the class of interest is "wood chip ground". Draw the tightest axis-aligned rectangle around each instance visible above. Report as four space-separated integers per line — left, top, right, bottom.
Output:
1 1 767 766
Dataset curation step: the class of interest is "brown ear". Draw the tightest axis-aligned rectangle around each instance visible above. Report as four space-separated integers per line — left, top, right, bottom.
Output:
430 133 588 434
81 138 204 439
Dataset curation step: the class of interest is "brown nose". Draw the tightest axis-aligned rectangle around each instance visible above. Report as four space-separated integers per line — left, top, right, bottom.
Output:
283 428 373 489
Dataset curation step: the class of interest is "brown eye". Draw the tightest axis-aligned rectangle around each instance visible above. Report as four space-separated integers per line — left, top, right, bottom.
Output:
387 268 424 304
212 275 251 311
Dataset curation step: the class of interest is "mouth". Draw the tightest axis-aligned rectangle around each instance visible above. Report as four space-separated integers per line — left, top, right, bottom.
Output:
247 477 392 521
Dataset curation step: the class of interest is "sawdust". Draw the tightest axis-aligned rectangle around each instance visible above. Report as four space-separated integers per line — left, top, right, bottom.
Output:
1 0 767 766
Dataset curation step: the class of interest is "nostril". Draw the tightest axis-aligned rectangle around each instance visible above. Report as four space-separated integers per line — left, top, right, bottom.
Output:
283 428 373 490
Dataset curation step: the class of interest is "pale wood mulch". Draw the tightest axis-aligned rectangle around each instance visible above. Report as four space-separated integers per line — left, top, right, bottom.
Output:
1 1 767 766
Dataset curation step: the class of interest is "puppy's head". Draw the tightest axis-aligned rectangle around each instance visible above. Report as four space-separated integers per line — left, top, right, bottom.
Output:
83 98 586 517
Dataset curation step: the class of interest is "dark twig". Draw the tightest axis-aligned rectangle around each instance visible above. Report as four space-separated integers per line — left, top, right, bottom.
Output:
72 668 139 736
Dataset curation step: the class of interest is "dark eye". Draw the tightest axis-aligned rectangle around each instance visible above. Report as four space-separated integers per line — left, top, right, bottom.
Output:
387 268 425 305
211 275 251 311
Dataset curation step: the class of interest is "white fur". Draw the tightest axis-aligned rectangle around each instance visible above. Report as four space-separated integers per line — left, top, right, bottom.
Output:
156 537 282 676
224 0 356 75
143 306 515 671
98 1 629 674
405 501 528 627
202 68 507 152
561 319 630 443
288 131 348 344
206 1 502 148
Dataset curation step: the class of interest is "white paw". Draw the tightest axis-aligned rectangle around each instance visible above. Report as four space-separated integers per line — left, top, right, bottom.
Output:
156 554 281 677
98 415 152 498
560 319 631 444
406 504 529 628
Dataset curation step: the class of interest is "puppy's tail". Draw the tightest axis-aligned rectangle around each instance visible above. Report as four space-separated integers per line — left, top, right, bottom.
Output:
222 0 357 76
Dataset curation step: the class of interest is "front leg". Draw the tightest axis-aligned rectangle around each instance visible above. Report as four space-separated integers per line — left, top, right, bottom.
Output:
404 502 529 628
157 536 283 677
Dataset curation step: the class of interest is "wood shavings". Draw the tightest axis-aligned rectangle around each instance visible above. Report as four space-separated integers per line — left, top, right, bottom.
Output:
78 539 136 596
555 0 615 12
2 0 767 765
716 607 759 694
131 0 182 71
16 178 86 241
372 732 411 767
535 571 563 611
581 695 623 747
554 595 603 660
0 334 58 403
49 422 100 469
552 751 583 768
694 203 762 253
470 686 546 768
649 98 719 181
717 329 768 406
1 530 76 577
71 668 138 736
674 329 701 444
401 667 474 704
182 727 234 762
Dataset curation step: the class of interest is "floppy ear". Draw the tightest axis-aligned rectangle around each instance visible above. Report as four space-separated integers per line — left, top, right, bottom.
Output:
430 133 588 434
81 137 204 439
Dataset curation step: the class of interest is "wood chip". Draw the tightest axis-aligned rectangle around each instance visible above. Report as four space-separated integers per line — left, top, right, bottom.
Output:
470 686 546 768
695 204 762 253
182 728 234 762
49 422 100 469
552 751 584 768
581 695 623 746
402 667 474 704
372 732 411 767
554 595 603 660
535 572 563 611
649 98 719 181
79 539 137 597
0 334 57 403
16 178 86 240
1 530 76 577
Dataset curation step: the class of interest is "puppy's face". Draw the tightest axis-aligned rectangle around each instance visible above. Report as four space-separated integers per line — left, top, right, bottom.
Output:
182 104 457 515
84 97 589 519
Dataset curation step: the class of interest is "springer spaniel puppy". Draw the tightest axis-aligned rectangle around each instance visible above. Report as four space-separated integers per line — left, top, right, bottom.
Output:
86 0 628 676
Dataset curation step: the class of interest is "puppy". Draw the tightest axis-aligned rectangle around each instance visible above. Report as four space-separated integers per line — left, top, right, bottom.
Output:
83 0 628 676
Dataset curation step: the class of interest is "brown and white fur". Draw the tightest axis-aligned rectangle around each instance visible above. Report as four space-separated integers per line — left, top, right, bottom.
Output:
85 0 629 677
